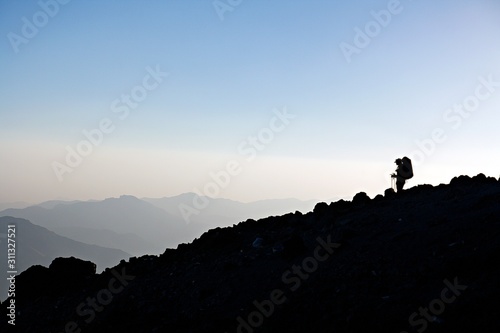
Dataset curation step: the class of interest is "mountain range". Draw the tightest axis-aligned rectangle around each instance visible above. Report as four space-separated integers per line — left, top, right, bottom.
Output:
2 174 499 332
0 194 316 256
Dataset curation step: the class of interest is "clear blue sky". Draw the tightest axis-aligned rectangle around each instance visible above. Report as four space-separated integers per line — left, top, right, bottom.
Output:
1 0 499 204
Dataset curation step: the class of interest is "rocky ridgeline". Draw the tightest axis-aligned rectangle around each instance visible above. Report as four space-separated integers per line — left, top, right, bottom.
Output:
2 174 500 333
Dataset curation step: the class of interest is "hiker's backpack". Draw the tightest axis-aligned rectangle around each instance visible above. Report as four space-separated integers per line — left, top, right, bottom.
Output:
399 157 413 179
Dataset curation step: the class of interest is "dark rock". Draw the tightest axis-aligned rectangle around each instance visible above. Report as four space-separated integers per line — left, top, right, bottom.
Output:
329 199 351 212
282 233 306 258
252 237 264 248
450 174 472 186
49 256 96 278
353 192 370 205
473 173 497 184
14 265 51 300
313 202 329 215
384 188 396 198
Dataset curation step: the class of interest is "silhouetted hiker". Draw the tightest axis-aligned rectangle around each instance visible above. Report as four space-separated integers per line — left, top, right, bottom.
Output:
391 156 413 192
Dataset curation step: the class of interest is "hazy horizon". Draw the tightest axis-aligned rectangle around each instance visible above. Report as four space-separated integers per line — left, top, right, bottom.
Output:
0 191 324 208
2 0 499 204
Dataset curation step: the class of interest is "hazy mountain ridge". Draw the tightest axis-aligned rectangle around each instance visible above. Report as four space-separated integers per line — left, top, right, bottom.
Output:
143 193 317 226
35 199 98 210
2 174 499 332
1 194 317 256
0 195 188 255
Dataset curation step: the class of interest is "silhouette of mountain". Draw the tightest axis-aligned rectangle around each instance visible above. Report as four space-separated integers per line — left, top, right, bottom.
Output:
2 174 499 332
0 216 129 302
35 199 97 209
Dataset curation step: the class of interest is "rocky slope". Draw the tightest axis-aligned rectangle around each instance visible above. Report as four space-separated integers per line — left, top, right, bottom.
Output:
1 174 500 333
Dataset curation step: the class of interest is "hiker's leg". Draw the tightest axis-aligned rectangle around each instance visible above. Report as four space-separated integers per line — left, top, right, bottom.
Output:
396 181 404 192
396 176 405 192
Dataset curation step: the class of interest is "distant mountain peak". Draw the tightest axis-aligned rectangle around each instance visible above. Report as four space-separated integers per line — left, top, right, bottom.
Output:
101 195 140 202
118 195 139 200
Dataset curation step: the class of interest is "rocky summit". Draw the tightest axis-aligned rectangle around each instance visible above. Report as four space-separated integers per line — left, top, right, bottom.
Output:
2 174 500 333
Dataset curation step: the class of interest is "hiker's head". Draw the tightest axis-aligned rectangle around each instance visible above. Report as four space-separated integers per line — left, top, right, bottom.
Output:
395 158 402 165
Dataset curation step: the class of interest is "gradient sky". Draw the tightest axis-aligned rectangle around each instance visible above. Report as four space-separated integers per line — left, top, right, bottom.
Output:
1 0 499 204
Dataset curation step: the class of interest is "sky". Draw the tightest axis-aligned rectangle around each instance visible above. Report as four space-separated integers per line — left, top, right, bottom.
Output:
1 0 499 204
